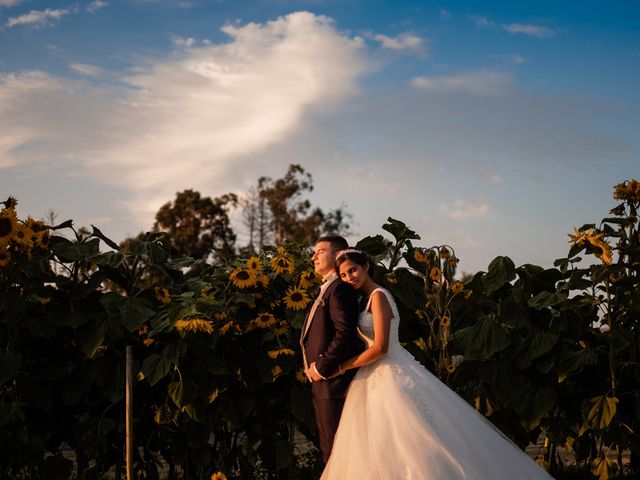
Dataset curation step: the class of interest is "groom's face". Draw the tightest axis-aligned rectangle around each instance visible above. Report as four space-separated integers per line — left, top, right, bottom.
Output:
312 241 336 277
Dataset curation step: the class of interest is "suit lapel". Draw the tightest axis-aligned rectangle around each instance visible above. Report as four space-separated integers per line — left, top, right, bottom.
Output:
300 275 338 369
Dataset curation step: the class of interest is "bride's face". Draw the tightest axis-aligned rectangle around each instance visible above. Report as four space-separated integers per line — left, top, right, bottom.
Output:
339 259 368 290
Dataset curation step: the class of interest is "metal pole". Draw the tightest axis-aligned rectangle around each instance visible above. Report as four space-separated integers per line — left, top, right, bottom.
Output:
125 345 133 480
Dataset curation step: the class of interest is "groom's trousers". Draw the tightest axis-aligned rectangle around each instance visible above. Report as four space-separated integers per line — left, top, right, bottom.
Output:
312 396 346 464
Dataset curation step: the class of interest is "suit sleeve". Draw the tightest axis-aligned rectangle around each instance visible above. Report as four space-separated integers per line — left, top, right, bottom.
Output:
315 282 360 378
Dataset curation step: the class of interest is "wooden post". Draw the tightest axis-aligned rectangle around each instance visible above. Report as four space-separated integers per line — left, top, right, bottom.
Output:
125 345 133 480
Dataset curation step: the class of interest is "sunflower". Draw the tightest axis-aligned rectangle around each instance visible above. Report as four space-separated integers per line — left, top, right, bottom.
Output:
23 217 49 248
451 282 464 294
211 473 228 480
613 179 640 203
0 208 18 244
155 287 172 305
246 256 263 271
229 266 258 288
207 388 220 403
446 363 456 374
588 235 613 265
299 269 321 289
430 267 442 282
35 229 51 249
284 286 311 311
413 249 428 264
385 273 397 285
267 348 295 359
256 273 270 289
440 315 451 328
274 320 289 336
568 227 613 265
219 320 240 335
270 254 295 275
296 368 309 383
0 247 10 267
252 313 277 329
174 315 214 336
568 227 590 246
414 337 427 351
12 223 34 250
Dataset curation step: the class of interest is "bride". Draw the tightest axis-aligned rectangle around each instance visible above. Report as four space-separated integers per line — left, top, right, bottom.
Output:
318 248 554 479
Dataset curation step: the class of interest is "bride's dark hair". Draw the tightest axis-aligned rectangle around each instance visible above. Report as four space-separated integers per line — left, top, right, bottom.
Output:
335 248 371 274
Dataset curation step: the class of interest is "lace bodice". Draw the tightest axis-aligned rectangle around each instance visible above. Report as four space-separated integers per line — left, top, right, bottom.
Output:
357 287 402 353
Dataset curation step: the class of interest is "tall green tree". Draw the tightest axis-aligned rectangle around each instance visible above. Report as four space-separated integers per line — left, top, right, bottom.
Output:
241 164 352 250
154 189 237 259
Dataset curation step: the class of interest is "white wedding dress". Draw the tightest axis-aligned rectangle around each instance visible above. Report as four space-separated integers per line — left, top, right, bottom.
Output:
321 288 554 480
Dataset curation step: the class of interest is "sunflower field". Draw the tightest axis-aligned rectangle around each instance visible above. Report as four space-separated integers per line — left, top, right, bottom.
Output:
0 180 638 480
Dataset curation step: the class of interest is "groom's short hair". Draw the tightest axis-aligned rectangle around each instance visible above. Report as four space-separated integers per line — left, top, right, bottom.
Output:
317 235 349 253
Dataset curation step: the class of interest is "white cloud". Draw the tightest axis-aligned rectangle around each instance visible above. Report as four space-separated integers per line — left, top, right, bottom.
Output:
503 23 556 39
70 63 105 76
172 35 196 47
6 8 71 28
0 11 370 222
372 32 426 54
440 199 490 221
0 0 25 8
471 15 495 28
471 16 557 39
87 1 109 13
411 70 513 96
439 9 451 20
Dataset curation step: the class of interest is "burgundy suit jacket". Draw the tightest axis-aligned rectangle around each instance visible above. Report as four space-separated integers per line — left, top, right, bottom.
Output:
301 277 363 399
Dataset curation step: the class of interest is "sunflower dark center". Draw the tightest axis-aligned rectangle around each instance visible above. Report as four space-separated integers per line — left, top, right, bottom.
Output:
291 292 303 302
0 218 12 237
237 270 250 280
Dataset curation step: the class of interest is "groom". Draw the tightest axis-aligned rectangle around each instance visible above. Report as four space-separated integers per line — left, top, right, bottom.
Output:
300 235 362 464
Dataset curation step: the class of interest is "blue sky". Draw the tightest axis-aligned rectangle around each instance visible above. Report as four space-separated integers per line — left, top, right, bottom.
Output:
1 0 638 274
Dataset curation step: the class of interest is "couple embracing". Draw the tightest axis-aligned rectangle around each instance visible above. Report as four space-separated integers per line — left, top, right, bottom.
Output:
300 235 554 479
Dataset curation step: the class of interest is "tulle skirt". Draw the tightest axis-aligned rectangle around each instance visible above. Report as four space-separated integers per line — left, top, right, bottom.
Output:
321 348 554 480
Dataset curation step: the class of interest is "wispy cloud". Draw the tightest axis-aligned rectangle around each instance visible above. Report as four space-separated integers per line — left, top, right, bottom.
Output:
490 53 526 64
471 14 557 39
411 70 513 96
0 12 370 220
70 63 105 76
470 15 496 28
0 0 25 8
371 32 426 54
439 8 451 20
171 35 195 47
502 23 557 39
87 1 109 13
6 8 72 28
440 199 490 220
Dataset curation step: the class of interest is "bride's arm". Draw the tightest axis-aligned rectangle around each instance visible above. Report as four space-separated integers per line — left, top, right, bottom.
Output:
332 290 392 375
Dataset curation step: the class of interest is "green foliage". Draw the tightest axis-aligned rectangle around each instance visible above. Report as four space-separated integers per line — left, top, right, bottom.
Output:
1 179 639 479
